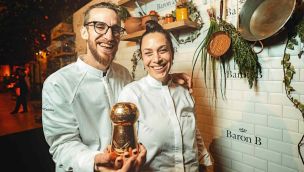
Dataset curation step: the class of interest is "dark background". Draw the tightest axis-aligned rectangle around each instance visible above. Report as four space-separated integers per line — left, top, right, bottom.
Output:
0 1 91 171
1 128 55 172
0 0 90 65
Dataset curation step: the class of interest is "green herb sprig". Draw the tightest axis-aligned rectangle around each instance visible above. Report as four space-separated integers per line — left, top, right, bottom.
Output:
192 8 222 98
220 20 262 88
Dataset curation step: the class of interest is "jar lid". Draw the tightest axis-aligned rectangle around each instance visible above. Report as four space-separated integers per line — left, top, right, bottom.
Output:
149 10 159 16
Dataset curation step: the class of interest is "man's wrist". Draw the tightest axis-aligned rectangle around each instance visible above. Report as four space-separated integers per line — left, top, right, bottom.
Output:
199 164 207 172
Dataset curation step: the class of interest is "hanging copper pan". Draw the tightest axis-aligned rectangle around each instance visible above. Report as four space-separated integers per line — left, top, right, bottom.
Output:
239 0 296 41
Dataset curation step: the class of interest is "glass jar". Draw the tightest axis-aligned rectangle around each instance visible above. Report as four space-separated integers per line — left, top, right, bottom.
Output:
165 14 174 24
175 5 188 21
158 17 165 25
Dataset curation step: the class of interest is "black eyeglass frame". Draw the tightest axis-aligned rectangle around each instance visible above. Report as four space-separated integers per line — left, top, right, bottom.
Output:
84 21 125 37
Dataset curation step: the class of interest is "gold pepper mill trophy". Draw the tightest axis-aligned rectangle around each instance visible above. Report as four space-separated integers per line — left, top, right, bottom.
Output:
110 102 139 156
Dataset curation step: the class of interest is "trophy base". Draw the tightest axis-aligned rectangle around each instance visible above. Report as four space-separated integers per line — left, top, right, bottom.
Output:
111 144 139 157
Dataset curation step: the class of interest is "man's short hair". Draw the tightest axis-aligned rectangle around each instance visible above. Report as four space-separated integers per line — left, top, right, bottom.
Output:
83 2 120 25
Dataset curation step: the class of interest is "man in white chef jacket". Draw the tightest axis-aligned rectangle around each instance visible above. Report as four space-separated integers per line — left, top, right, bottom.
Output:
42 2 146 172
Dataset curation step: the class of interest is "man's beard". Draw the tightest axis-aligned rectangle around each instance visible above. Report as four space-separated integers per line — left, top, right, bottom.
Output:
88 40 114 68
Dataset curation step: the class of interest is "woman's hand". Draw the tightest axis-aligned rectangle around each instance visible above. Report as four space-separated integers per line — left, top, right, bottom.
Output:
170 73 193 93
94 144 146 172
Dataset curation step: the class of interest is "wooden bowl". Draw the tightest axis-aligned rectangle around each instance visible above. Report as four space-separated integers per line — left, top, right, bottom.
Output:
124 17 142 34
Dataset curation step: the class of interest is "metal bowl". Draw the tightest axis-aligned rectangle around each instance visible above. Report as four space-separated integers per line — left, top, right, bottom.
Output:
239 0 296 41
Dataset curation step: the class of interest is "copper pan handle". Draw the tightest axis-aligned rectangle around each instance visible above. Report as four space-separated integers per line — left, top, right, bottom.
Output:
251 40 264 54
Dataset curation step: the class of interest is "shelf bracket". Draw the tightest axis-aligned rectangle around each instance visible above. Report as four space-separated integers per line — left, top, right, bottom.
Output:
168 32 180 47
134 0 146 15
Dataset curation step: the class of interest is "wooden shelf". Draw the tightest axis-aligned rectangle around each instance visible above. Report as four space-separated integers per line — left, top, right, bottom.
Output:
117 0 153 7
51 52 76 58
121 20 199 42
163 19 199 31
51 32 75 40
121 30 145 42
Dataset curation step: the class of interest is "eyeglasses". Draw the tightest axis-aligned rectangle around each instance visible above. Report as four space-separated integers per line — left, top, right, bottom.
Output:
84 21 125 37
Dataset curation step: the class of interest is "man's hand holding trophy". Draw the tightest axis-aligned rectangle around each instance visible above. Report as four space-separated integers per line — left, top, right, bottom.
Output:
94 102 146 172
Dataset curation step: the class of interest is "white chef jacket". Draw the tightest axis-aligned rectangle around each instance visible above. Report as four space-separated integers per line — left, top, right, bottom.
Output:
42 57 132 172
118 75 212 172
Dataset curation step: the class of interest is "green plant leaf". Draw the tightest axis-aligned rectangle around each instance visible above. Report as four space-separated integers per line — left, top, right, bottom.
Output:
299 104 304 111
284 54 290 61
290 38 298 45
287 43 294 50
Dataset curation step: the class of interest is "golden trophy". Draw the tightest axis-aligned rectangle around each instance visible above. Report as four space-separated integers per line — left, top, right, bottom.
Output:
110 102 139 156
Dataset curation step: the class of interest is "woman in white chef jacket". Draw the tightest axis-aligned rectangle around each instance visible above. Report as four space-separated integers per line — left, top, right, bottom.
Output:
118 20 212 172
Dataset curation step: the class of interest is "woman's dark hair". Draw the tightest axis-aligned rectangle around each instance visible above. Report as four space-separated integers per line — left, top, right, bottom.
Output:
139 20 174 56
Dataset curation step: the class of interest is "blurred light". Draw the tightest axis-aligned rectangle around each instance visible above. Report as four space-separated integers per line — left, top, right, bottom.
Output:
39 50 47 59
0 3 7 13
34 39 40 45
1 65 10 76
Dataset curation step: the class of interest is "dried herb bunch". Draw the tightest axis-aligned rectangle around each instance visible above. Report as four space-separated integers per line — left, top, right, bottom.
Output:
219 20 262 88
192 7 262 98
131 49 141 80
297 19 304 41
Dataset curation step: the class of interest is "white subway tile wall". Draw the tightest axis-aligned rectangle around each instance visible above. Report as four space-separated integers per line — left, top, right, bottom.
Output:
282 154 304 172
232 160 254 172
268 162 298 172
255 168 267 172
300 69 304 81
114 0 304 171
255 147 282 163
243 153 268 170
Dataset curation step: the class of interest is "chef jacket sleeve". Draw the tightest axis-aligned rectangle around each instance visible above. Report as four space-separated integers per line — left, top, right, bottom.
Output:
187 92 212 167
196 127 213 166
42 80 99 172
